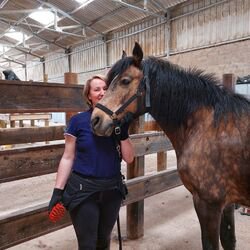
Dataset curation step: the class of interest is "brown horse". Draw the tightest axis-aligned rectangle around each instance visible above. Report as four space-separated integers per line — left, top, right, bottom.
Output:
91 42 250 250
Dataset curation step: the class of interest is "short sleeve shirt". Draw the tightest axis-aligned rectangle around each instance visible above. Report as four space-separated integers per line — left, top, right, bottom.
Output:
65 110 121 178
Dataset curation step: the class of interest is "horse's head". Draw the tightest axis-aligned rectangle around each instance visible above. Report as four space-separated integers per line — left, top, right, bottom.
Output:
91 42 148 136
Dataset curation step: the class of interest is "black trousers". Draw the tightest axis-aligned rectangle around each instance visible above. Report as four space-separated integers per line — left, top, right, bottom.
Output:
69 189 122 250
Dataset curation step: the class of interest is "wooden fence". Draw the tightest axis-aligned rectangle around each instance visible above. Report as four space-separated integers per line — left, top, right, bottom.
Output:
0 79 181 249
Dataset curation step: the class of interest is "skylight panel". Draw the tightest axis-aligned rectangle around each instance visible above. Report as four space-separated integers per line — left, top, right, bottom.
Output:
4 29 28 43
75 0 95 6
29 7 56 26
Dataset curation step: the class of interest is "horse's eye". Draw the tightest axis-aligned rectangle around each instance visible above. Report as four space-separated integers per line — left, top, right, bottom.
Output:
121 77 131 85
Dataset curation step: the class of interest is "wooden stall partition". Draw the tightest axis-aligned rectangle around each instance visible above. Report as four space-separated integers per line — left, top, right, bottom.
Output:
0 79 178 248
144 119 167 172
8 113 52 128
0 80 87 113
0 143 64 183
126 116 145 239
0 169 181 250
64 72 79 123
0 131 172 183
0 128 177 249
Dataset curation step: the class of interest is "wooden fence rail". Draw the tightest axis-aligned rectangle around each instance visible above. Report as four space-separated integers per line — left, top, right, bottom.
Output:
0 80 86 113
0 132 172 183
0 126 65 145
0 169 181 250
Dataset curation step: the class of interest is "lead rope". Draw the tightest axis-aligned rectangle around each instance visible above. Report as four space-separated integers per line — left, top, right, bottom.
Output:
112 121 123 250
117 214 122 250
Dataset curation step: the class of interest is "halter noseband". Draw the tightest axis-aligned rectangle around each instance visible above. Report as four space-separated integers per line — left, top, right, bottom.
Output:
95 74 151 133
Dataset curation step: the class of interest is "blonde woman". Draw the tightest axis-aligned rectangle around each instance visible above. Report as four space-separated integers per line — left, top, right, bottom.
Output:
48 75 134 249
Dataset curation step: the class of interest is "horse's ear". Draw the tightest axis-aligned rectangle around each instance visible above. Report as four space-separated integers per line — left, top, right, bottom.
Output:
122 50 127 59
132 42 143 66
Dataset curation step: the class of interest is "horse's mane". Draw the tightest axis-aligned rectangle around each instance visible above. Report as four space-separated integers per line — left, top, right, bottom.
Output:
143 57 250 128
107 56 250 128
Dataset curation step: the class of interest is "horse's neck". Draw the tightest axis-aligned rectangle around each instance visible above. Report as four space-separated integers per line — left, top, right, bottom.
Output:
146 62 207 140
150 108 214 155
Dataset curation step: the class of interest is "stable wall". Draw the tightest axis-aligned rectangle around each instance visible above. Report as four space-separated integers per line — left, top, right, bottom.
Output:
169 39 250 80
13 0 250 83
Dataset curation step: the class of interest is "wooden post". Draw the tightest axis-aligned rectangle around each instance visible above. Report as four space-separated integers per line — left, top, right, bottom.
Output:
43 74 48 83
144 120 166 171
19 120 24 127
10 120 15 128
0 120 7 128
64 72 78 123
222 74 236 92
126 116 145 239
157 151 167 171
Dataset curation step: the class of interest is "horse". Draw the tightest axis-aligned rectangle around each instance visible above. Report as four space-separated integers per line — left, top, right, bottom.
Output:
91 42 250 250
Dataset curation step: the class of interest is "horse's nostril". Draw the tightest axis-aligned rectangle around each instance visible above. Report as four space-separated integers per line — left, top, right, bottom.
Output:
91 116 100 128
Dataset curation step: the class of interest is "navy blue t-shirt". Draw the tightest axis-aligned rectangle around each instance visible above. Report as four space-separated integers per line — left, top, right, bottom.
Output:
65 110 121 178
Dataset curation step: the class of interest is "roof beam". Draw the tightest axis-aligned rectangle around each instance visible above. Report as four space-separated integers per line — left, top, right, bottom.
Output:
36 0 102 35
85 0 162 29
16 48 43 59
0 17 85 38
0 8 53 14
0 42 43 59
3 55 26 66
0 2 67 50
0 19 67 50
0 0 9 9
112 0 165 18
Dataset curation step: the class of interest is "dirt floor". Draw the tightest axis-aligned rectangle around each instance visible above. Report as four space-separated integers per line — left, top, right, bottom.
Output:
2 151 250 250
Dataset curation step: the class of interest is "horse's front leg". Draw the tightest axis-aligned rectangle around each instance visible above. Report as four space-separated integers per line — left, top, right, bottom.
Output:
220 204 236 250
193 194 222 250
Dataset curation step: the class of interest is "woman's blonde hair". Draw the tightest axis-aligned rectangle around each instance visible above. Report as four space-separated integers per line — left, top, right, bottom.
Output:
83 74 106 108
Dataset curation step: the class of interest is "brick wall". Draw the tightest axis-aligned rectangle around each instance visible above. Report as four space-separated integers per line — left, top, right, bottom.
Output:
169 39 250 80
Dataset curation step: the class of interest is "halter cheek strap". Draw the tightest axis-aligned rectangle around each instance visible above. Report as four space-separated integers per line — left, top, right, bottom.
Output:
143 75 151 108
95 75 150 117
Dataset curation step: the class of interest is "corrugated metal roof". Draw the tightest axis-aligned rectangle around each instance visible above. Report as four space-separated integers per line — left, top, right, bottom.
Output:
0 0 188 69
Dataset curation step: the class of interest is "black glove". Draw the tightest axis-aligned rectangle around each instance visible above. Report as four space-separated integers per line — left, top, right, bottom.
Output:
48 188 64 212
120 122 129 140
120 112 134 140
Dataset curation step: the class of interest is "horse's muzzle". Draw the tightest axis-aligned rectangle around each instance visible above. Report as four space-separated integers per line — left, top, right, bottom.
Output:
91 115 113 137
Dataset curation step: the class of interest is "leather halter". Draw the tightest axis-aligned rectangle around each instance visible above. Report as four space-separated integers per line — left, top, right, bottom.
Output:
95 74 151 130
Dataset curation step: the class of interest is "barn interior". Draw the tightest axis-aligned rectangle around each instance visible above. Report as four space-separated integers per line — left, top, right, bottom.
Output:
0 0 249 249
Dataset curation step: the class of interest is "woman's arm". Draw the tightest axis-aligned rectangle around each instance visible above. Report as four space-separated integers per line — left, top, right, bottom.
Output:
120 138 134 164
54 135 76 189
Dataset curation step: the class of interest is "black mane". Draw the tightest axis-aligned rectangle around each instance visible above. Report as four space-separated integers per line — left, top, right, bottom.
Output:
143 57 249 128
107 56 250 128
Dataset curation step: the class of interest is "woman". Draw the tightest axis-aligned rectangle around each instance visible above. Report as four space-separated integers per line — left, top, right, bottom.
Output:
48 75 134 250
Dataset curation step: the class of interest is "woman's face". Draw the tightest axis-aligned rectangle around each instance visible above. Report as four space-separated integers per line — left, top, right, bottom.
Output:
88 78 107 107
